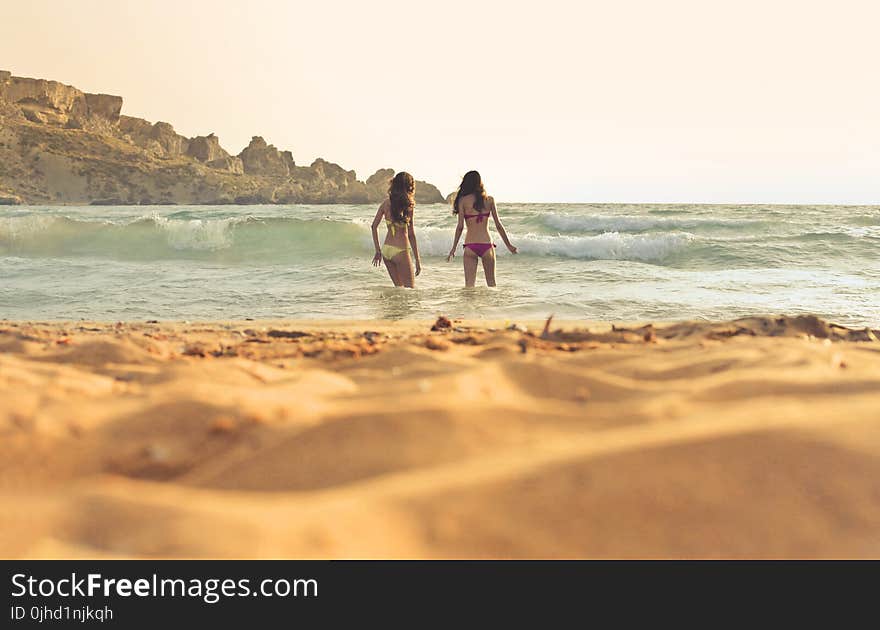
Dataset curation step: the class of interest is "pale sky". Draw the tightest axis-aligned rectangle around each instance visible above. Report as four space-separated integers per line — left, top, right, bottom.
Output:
3 0 878 203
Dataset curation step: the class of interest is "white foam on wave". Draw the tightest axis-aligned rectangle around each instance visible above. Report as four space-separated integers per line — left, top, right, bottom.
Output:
150 215 245 251
844 226 880 239
515 231 695 261
0 215 67 241
362 224 695 262
1 213 249 252
3 212 697 263
543 213 755 233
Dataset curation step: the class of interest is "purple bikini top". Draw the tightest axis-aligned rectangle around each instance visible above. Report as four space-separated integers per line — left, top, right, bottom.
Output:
465 211 490 223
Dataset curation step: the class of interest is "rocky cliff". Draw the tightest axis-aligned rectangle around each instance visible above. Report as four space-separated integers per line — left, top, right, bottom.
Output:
0 71 445 205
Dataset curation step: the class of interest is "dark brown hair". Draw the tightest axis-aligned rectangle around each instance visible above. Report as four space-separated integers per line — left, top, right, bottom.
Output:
452 170 487 215
388 171 415 224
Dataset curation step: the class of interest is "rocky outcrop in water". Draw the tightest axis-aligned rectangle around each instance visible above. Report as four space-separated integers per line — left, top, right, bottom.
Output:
413 180 444 205
0 70 446 205
365 167 446 205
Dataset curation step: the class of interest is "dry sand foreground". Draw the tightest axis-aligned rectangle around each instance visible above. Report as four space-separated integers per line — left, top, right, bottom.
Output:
1 315 879 559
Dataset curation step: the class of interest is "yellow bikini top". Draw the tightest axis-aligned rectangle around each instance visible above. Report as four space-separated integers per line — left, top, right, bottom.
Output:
385 218 408 237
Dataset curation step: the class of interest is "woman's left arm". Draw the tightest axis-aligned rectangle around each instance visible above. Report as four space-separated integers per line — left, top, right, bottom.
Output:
490 197 517 254
408 216 422 276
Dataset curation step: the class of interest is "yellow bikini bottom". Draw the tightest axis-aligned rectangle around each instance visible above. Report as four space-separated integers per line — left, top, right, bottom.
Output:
381 243 409 260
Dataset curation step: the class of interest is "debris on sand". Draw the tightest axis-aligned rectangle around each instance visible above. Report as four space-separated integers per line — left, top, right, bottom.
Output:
182 343 209 357
362 331 381 345
540 315 554 340
431 316 452 331
267 330 310 339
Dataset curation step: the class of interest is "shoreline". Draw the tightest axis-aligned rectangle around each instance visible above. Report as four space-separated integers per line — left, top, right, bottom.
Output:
2 315 878 342
2 314 880 558
3 314 877 327
4 201 880 208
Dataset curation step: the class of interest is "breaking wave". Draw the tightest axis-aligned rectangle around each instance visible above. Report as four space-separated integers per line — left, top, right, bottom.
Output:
0 214 697 264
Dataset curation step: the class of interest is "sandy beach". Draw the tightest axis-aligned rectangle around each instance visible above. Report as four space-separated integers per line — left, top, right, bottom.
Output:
1 315 879 559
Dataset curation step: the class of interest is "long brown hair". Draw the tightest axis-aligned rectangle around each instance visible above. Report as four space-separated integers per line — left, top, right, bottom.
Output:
388 171 415 224
452 170 487 215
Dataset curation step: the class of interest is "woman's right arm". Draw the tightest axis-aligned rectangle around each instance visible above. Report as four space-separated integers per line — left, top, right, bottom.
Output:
371 203 384 266
447 211 465 262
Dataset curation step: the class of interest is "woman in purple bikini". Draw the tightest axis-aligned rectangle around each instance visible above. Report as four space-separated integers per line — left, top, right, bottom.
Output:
446 170 517 287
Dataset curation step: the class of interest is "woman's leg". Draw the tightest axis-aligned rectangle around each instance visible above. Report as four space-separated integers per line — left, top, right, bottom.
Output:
463 248 479 287
384 257 402 286
481 248 497 287
385 252 414 287
396 252 415 288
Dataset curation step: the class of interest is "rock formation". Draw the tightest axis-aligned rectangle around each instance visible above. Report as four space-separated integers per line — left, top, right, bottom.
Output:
0 70 446 205
119 116 190 158
238 136 290 177
207 156 245 175
83 93 123 122
365 167 447 205
366 168 395 193
186 133 228 163
0 72 123 132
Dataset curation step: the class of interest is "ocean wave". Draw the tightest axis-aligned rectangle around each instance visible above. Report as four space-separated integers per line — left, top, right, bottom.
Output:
781 227 880 241
511 231 695 262
845 214 880 227
541 213 764 233
841 226 880 239
122 214 250 251
391 227 693 261
0 214 254 258
0 214 84 238
0 213 697 264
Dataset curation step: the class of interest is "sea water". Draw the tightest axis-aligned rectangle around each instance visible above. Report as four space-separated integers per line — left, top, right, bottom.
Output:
1 203 878 325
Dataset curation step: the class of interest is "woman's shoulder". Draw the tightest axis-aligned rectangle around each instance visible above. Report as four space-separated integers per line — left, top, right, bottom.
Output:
457 192 476 208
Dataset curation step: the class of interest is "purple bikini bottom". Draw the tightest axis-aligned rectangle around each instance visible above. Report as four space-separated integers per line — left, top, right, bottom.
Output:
463 243 495 257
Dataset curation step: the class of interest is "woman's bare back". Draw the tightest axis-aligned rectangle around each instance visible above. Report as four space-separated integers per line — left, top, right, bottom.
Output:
458 193 494 244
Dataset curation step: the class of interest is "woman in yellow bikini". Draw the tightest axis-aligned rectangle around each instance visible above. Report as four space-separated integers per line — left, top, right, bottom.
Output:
370 171 422 287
